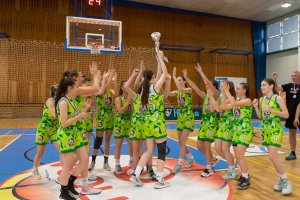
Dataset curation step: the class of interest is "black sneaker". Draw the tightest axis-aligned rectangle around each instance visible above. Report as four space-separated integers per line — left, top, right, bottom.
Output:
237 176 250 190
285 153 296 160
59 191 76 200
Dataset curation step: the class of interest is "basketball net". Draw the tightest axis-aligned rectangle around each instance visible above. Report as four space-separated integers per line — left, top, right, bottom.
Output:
89 42 103 55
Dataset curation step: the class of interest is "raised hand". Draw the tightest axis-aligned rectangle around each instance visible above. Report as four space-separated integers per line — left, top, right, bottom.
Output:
140 60 145 71
157 50 164 59
182 69 187 78
166 73 171 81
173 67 177 78
252 98 259 108
90 61 98 75
271 72 278 81
133 69 140 76
195 63 202 73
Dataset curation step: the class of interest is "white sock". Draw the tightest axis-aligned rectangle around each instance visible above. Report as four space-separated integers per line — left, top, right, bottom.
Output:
186 153 193 160
206 165 212 170
242 173 249 178
229 166 235 171
115 159 120 166
178 158 183 165
279 173 287 180
156 171 163 182
82 178 89 187
134 166 143 178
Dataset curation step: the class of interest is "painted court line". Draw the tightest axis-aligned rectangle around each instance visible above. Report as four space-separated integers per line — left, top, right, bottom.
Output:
0 135 21 152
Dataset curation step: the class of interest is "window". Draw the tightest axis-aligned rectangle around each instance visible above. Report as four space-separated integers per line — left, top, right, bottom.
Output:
267 15 300 53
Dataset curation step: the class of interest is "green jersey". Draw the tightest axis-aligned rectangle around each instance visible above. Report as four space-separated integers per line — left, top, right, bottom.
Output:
146 84 165 116
177 91 193 111
96 92 113 115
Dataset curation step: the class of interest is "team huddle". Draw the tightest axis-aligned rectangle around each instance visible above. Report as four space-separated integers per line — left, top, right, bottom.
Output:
32 50 293 200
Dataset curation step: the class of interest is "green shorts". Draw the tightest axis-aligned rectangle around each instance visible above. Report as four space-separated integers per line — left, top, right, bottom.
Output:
57 126 76 154
85 116 93 133
114 117 131 139
74 130 89 149
177 109 194 132
35 122 58 145
129 116 145 140
215 119 234 142
261 128 283 147
232 120 254 147
143 112 167 140
232 130 254 147
96 111 114 131
197 114 218 143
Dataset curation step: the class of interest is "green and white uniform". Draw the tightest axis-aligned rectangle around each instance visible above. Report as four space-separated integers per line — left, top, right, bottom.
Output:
96 92 114 131
35 98 59 145
232 99 254 147
176 91 194 132
73 96 88 148
129 94 146 140
216 96 235 142
56 97 79 153
144 84 167 139
114 96 132 138
261 95 283 147
198 95 218 143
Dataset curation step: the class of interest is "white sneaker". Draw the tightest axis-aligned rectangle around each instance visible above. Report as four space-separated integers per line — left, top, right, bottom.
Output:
281 179 292 195
154 179 170 189
32 169 41 180
129 175 144 187
88 172 97 181
201 169 213 177
81 185 102 195
103 163 112 171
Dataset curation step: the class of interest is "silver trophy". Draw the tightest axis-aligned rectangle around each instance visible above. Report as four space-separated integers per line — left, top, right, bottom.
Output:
151 32 168 63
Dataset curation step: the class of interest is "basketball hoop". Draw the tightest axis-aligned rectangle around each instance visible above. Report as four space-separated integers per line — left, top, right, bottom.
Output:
89 42 104 55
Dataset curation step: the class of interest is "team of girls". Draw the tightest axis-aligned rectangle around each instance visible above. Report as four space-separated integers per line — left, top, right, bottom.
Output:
33 57 292 198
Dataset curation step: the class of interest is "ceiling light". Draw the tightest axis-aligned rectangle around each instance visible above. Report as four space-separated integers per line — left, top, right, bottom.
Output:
281 3 291 8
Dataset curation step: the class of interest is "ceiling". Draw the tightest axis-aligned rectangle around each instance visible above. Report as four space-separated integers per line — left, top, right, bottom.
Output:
129 0 300 22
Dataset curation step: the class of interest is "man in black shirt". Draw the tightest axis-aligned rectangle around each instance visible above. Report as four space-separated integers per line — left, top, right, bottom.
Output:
272 71 300 160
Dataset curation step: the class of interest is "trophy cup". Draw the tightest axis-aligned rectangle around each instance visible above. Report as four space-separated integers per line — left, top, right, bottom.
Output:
151 32 168 63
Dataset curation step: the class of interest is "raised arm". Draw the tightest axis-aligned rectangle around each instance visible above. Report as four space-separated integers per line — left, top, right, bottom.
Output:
115 96 131 114
195 63 219 97
207 89 220 112
77 63 100 96
223 84 252 107
252 98 262 119
155 55 162 82
172 67 183 92
134 61 144 92
94 72 109 96
154 51 168 93
182 68 206 99
271 72 284 92
163 74 171 99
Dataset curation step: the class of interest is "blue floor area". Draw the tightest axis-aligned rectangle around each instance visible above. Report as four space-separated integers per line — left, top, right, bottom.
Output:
0 122 299 184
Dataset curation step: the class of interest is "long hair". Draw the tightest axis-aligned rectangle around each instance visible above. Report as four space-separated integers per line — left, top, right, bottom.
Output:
212 79 218 89
240 82 250 98
226 80 236 99
50 84 58 98
141 70 154 106
55 77 76 112
119 80 126 96
263 78 278 95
